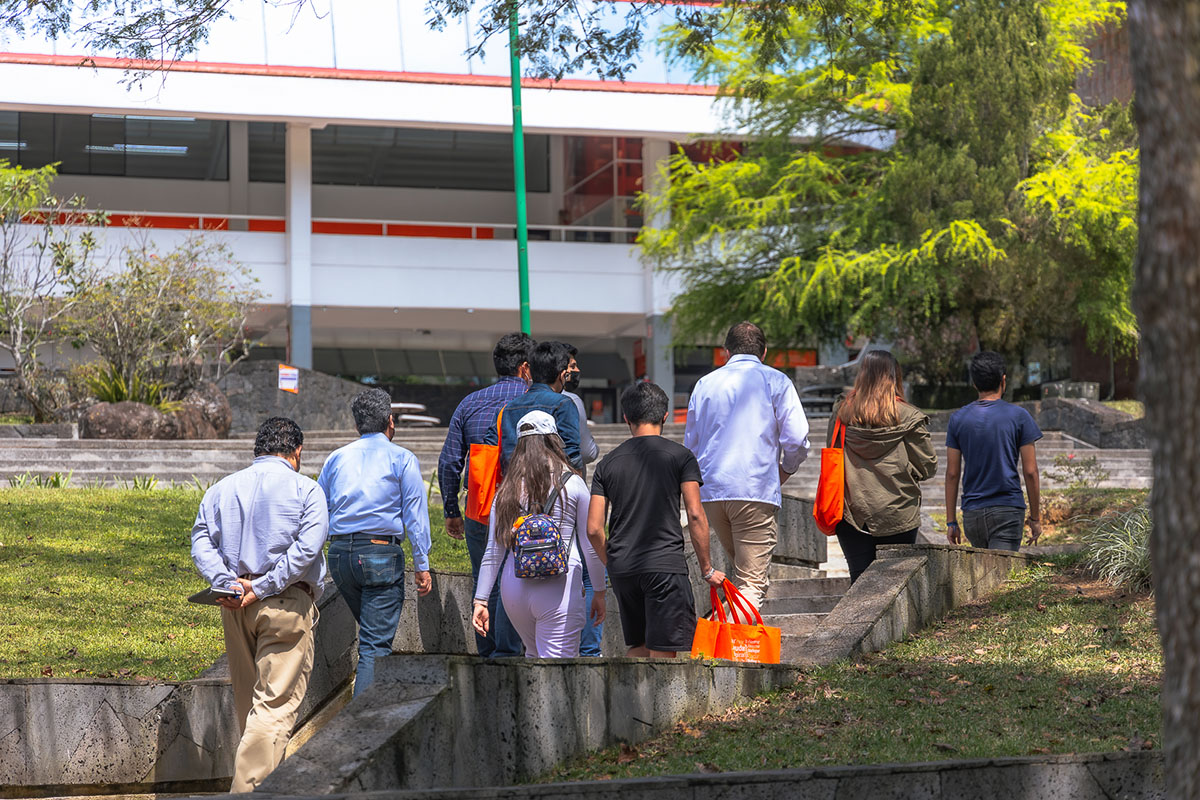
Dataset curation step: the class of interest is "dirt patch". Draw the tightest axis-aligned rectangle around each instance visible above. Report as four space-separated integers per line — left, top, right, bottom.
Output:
1047 565 1149 604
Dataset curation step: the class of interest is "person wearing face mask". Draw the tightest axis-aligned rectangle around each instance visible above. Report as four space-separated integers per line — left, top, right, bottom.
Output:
561 343 600 473
560 343 603 655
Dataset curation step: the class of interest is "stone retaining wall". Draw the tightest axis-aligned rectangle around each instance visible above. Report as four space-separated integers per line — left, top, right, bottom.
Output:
0 422 77 439
218 362 366 435
258 655 803 794
800 543 1031 666
267 751 1161 800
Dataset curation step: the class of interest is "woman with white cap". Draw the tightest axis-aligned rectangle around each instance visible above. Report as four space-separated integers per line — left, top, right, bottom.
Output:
472 410 606 657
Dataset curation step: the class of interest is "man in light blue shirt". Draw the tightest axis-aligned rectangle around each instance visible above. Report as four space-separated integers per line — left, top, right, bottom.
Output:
191 416 329 792
318 388 433 696
683 322 810 608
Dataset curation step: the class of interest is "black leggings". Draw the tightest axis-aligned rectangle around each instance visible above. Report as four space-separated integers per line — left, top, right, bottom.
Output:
835 522 919 584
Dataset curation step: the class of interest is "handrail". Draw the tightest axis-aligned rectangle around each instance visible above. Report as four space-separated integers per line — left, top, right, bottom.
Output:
30 208 639 234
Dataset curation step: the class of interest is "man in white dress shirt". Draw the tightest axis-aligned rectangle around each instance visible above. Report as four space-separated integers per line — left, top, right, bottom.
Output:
683 322 810 608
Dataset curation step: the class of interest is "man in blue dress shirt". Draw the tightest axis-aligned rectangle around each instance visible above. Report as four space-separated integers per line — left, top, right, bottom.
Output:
488 340 583 471
191 416 329 792
319 388 433 696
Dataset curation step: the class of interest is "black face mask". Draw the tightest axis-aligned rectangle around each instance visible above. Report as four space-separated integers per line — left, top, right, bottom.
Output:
564 373 581 392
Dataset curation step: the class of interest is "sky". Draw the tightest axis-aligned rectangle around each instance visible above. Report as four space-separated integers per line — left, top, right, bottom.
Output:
0 0 699 84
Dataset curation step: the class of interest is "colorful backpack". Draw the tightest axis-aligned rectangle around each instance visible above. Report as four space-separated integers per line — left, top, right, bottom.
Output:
512 470 578 579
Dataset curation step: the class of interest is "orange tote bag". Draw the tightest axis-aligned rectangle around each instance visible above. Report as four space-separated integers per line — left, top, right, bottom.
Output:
813 417 846 536
465 409 504 524
690 585 727 659
691 581 782 664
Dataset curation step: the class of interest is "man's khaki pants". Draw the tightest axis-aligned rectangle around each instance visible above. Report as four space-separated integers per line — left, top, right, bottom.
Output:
222 584 316 793
705 500 778 609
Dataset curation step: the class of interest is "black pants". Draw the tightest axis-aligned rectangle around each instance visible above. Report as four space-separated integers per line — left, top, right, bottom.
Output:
835 522 918 584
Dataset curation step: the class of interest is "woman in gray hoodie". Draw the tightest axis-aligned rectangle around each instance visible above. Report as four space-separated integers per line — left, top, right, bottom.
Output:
828 350 938 583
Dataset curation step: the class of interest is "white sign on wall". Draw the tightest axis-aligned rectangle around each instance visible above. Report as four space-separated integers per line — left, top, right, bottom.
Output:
278 364 299 394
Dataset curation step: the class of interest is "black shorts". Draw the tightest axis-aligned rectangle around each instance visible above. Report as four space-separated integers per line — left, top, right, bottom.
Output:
609 571 696 652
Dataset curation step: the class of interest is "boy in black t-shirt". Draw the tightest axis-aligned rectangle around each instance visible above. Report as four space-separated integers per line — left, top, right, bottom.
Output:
587 382 726 657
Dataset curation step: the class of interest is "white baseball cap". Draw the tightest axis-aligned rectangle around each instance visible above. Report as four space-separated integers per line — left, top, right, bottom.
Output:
516 410 558 438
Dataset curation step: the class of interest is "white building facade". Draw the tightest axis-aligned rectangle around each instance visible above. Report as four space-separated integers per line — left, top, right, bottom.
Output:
0 2 731 420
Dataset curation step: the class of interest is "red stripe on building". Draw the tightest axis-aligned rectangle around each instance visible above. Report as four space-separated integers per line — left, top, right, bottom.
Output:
312 220 384 236
0 52 719 96
247 219 286 233
385 224 475 239
108 213 202 229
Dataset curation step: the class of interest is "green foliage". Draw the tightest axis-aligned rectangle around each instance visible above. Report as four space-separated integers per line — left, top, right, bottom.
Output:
643 0 1134 384
82 362 180 411
0 162 105 421
68 235 260 402
1084 504 1152 592
1043 453 1112 489
7 470 73 488
126 475 160 491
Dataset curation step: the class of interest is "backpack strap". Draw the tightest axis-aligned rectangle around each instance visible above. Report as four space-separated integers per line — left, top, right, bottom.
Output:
541 469 574 515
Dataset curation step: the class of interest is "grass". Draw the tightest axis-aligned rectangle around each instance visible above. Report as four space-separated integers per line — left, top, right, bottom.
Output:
543 555 1160 781
1101 400 1144 419
0 413 34 424
0 488 468 680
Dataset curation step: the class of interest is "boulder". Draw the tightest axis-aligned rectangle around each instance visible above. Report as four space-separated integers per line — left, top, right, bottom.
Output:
79 383 233 440
79 401 170 439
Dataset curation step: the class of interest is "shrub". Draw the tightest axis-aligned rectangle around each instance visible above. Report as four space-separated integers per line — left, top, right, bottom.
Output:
81 363 180 412
1043 453 1111 489
1082 504 1153 592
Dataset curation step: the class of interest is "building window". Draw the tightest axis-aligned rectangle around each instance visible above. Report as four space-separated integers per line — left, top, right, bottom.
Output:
0 111 228 180
563 136 644 229
248 122 549 192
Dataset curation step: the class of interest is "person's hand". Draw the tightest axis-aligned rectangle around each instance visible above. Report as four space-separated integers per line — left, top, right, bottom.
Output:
779 466 793 486
705 569 726 588
445 517 465 540
217 577 256 609
472 601 490 636
946 521 962 545
590 590 607 625
415 570 433 597
1026 519 1043 546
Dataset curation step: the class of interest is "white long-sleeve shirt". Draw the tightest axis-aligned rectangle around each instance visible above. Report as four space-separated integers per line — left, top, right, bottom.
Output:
683 354 811 507
475 471 604 601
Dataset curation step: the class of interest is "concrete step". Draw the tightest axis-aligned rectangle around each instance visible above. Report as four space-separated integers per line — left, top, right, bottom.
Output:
761 612 826 637
760 594 842 615
769 577 850 597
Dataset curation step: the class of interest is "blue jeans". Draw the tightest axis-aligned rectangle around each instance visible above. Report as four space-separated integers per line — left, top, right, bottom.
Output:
579 564 604 657
464 518 523 657
962 506 1025 551
328 535 405 697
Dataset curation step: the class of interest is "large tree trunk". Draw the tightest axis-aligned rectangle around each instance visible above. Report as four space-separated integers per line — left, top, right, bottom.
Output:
1127 1 1200 796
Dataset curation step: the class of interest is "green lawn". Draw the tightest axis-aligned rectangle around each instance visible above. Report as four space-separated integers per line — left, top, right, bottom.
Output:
0 488 468 680
1101 400 1144 419
0 413 34 424
544 555 1160 780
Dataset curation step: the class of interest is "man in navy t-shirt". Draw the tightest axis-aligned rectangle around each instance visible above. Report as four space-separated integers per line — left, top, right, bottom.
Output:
944 351 1043 551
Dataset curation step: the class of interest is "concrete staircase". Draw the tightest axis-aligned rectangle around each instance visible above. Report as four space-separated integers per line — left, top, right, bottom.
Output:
0 420 1152 493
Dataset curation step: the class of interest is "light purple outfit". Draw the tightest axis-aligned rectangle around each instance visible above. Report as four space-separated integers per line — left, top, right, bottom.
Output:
476 470 604 658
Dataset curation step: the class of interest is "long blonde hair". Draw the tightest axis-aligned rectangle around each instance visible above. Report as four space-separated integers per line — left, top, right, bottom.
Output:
839 349 905 428
492 433 575 547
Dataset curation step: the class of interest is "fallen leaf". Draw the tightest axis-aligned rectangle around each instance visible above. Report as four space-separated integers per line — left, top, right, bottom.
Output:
696 762 722 774
1082 644 1100 649
166 633 177 640
1118 686 1134 695
973 648 988 655
1029 747 1052 755
40 666 53 677
968 624 979 630
1052 624 1071 635
617 744 639 764
933 743 957 752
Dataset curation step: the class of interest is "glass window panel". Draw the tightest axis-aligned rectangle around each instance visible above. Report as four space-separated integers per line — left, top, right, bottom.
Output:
124 116 229 180
86 115 126 176
52 114 92 175
17 113 55 171
0 111 19 165
248 122 286 183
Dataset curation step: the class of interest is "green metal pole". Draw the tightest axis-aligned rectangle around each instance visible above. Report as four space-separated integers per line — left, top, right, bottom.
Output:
509 2 532 336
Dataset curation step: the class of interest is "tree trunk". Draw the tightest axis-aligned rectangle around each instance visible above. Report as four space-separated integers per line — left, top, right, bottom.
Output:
1127 1 1200 796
